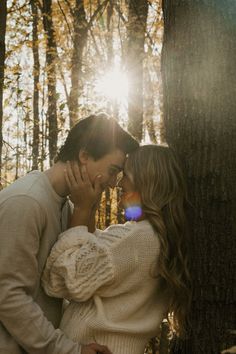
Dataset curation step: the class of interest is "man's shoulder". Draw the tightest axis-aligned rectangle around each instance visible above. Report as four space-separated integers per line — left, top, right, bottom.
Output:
0 171 50 205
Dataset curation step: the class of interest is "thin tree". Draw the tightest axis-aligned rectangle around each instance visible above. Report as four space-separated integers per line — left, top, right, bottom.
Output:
144 62 157 144
0 0 7 183
126 0 148 141
162 1 236 353
42 0 58 164
68 0 87 127
68 0 110 126
31 0 40 170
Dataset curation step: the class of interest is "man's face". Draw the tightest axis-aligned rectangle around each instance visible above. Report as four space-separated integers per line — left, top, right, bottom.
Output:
83 149 126 190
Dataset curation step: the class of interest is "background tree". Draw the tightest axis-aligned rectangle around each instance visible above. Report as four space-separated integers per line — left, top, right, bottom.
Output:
127 0 148 141
161 0 236 353
68 0 87 127
0 0 7 183
31 0 40 170
42 0 58 164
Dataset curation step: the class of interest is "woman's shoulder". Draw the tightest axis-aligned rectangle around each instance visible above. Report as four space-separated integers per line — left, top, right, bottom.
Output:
97 219 156 246
105 219 153 230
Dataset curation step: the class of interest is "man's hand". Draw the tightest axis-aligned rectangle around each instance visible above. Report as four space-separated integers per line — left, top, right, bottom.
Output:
65 161 102 210
81 342 112 354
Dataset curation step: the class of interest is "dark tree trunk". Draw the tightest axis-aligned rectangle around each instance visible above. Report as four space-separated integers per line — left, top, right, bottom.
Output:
31 0 40 170
42 0 58 164
105 187 111 227
127 0 148 141
68 0 87 127
0 0 7 183
162 1 236 353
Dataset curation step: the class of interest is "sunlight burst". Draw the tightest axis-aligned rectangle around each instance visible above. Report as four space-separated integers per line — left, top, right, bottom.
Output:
95 69 128 102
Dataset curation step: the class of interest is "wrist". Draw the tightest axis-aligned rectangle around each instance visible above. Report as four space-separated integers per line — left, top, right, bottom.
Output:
70 207 91 228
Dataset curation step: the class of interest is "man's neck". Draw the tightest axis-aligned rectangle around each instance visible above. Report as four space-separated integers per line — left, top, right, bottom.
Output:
44 161 69 197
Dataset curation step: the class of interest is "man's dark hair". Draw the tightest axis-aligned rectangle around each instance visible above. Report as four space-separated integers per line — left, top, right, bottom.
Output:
55 113 139 162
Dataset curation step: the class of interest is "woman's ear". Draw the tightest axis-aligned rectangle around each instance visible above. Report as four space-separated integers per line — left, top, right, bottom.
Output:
78 149 89 165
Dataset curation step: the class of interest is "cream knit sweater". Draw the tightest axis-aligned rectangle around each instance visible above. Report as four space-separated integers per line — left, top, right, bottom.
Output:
42 220 168 354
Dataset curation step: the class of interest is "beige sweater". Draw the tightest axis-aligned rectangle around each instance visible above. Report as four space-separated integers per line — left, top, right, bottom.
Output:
0 171 80 354
42 220 168 354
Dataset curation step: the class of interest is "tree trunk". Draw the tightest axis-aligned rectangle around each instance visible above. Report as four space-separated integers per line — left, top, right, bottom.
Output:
15 70 21 180
42 0 58 164
127 0 148 141
68 0 87 127
162 1 236 353
105 187 111 227
31 0 40 170
144 64 157 144
0 0 7 183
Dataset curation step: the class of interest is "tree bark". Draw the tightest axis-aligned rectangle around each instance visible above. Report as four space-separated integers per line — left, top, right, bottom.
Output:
31 0 40 170
162 1 236 353
127 0 148 141
68 0 87 127
42 0 58 164
0 0 7 183
105 187 111 227
144 64 157 144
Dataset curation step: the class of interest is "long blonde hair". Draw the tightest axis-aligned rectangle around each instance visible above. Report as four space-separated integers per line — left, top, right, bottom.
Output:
126 145 191 337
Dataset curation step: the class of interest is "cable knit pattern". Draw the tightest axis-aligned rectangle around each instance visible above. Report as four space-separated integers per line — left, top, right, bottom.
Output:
42 220 169 354
42 227 114 301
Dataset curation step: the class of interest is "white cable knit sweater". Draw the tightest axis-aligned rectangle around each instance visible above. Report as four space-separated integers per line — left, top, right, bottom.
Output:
42 220 168 354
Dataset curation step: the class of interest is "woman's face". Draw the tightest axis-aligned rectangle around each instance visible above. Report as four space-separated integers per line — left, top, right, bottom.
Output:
118 162 143 220
118 163 135 204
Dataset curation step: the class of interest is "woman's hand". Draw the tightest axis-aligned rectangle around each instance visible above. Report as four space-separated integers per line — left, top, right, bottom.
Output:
81 343 112 354
65 161 102 210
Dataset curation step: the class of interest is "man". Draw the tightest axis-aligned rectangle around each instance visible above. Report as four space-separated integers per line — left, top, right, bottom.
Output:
0 113 139 354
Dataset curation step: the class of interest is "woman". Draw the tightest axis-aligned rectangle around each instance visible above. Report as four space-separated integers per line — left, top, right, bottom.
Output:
42 145 191 354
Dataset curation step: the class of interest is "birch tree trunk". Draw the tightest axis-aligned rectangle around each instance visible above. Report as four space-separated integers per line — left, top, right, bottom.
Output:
127 0 148 141
0 0 7 183
162 1 236 353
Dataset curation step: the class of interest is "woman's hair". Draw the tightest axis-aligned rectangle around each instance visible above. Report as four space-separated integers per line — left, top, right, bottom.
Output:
55 113 139 162
126 145 191 337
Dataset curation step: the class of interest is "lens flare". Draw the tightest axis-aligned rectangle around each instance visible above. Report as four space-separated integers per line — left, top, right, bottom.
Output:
122 191 143 221
125 206 143 221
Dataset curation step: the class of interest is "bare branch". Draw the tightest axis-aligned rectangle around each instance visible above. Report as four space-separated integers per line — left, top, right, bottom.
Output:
56 0 72 38
86 0 110 32
7 0 30 14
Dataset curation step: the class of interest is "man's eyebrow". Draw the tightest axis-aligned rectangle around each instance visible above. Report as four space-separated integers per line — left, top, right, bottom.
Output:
110 164 123 171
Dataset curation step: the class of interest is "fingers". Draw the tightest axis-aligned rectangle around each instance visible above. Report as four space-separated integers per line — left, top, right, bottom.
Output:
64 162 76 189
94 174 102 194
65 161 82 187
88 343 112 354
71 161 83 184
81 165 90 184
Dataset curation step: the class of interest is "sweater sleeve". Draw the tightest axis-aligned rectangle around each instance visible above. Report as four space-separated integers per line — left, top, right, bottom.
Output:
42 226 122 302
0 196 81 354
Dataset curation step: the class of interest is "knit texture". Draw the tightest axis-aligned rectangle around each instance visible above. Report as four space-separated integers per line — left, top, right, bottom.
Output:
42 220 169 354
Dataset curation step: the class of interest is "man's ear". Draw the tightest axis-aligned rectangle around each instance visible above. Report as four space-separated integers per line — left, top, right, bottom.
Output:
78 149 89 164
